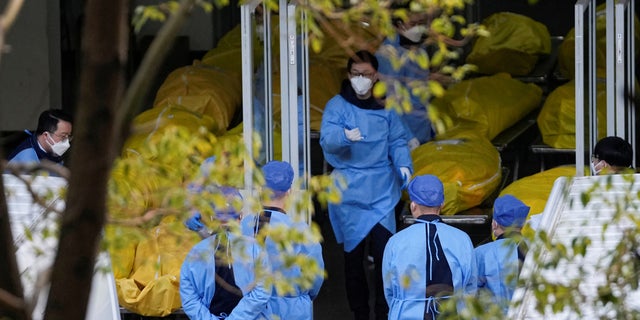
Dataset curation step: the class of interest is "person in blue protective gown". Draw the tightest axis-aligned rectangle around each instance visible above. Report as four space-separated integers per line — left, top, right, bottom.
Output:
320 50 413 320
180 186 272 320
7 109 73 166
475 194 530 315
382 174 477 320
375 8 433 150
240 160 324 320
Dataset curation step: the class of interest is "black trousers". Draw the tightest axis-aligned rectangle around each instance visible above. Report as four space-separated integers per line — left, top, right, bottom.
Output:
344 223 392 320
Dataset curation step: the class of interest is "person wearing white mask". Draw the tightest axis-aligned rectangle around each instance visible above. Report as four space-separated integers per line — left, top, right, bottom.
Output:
376 4 436 151
590 136 634 175
320 50 413 320
7 109 73 166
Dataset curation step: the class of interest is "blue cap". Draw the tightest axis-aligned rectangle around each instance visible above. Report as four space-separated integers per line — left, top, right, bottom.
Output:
215 186 243 221
493 195 530 228
407 175 444 207
263 161 294 195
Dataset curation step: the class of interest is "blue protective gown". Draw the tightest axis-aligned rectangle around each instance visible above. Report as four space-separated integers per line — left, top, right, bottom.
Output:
376 36 433 144
475 235 524 314
320 90 413 252
382 215 477 319
240 207 325 320
180 231 271 320
7 131 64 165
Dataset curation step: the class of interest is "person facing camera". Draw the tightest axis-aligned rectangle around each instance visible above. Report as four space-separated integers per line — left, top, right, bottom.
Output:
320 50 413 320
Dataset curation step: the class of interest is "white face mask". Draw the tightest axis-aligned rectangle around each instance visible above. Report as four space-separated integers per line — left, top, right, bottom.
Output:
590 159 604 176
402 25 427 43
350 76 373 95
47 135 71 156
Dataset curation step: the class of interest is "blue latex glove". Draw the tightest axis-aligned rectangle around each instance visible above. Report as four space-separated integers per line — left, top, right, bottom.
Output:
400 167 412 190
185 212 204 231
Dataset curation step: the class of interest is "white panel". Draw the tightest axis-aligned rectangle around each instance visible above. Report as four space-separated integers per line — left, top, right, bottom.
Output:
509 174 640 318
3 174 121 320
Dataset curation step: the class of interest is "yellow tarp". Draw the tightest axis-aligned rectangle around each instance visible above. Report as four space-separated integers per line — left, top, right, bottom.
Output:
557 4 640 79
152 63 242 134
113 217 199 317
410 136 502 215
499 166 579 217
537 80 607 149
122 103 216 155
431 73 543 140
466 12 551 76
499 166 587 237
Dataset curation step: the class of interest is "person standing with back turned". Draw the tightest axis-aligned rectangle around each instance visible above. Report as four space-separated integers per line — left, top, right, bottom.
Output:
240 160 325 320
320 50 413 320
474 194 530 315
383 174 477 319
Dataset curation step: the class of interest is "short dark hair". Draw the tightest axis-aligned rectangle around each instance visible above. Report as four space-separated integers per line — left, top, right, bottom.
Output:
347 50 379 72
36 109 73 135
593 136 633 168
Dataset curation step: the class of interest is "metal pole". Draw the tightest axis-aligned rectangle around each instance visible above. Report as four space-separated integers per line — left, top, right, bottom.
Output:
241 2 256 193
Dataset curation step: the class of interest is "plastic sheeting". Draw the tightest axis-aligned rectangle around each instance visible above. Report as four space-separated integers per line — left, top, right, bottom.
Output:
466 12 551 76
498 165 587 237
112 217 200 316
537 80 607 148
430 73 543 140
410 136 502 215
557 4 640 80
152 63 242 135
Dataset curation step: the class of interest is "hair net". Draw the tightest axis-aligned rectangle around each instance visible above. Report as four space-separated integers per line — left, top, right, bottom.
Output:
493 194 530 228
262 161 294 195
407 175 444 207
215 186 243 221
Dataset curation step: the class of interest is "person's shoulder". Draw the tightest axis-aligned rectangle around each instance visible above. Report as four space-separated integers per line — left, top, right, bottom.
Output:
439 223 473 240
391 223 423 239
474 240 498 254
326 94 346 107
8 147 38 164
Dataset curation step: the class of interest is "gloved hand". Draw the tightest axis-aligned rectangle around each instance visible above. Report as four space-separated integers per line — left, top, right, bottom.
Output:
400 167 412 189
185 212 204 231
344 127 364 142
408 137 420 151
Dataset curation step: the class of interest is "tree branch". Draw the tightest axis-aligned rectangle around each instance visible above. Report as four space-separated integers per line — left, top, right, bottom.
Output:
113 0 198 155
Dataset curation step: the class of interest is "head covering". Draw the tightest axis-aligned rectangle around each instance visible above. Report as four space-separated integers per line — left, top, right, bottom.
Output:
407 175 444 207
262 161 294 197
493 195 530 228
214 186 243 221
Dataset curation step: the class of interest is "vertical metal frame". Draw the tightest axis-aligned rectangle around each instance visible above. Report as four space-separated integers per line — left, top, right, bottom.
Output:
628 0 636 167
606 0 616 136
241 2 256 192
615 0 636 166
614 0 626 138
299 2 311 190
278 0 307 183
263 5 274 162
575 0 596 177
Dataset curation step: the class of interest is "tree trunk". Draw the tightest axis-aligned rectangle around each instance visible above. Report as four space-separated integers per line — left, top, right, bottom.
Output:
44 0 129 319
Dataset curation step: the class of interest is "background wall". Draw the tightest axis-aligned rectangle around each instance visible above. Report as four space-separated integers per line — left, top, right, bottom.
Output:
0 0 60 131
